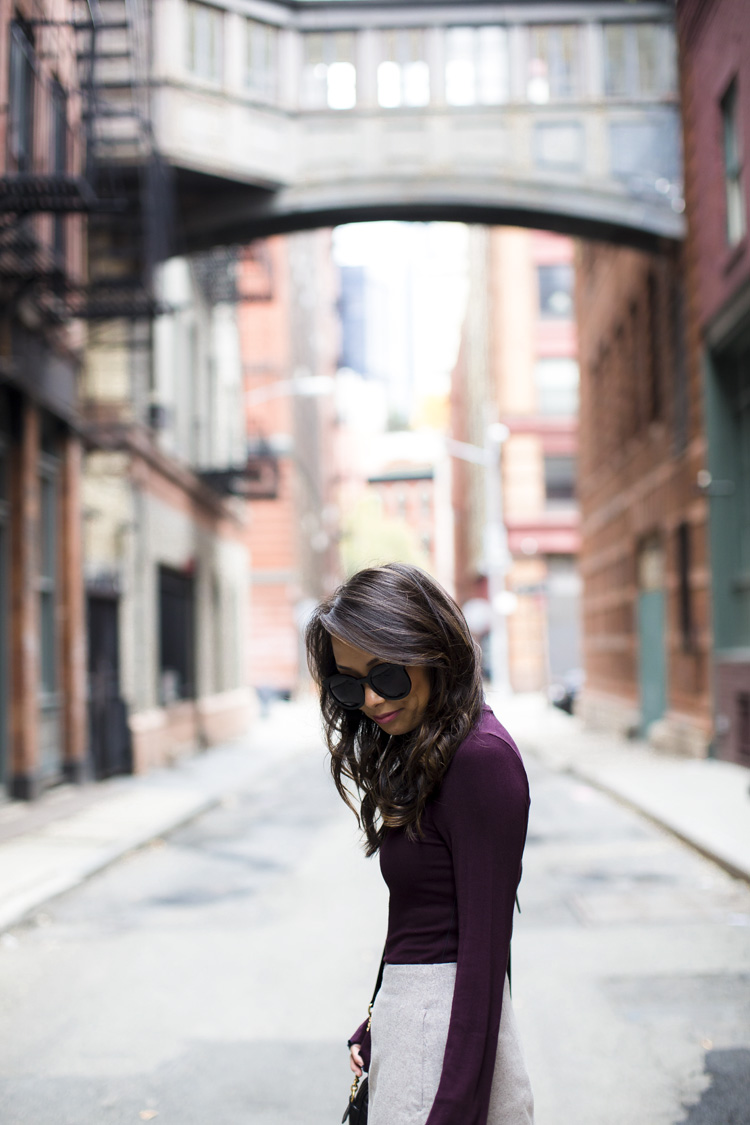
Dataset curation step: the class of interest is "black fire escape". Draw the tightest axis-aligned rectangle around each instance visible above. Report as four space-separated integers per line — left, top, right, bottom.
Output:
0 1 170 325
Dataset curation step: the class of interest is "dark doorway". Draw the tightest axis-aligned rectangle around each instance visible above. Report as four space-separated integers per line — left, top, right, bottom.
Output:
158 566 196 704
0 415 8 788
87 593 132 779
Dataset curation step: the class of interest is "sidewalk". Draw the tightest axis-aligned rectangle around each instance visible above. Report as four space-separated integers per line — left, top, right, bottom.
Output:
0 697 323 932
492 691 750 884
1 692 748 935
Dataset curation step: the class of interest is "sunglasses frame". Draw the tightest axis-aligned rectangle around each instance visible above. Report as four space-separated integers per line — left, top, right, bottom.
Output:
324 663 412 710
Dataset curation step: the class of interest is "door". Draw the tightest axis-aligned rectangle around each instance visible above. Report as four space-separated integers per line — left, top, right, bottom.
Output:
158 566 196 703
0 431 8 787
637 540 667 734
87 593 132 779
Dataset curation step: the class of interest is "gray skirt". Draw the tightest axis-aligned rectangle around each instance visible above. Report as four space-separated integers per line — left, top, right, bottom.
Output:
368 963 534 1125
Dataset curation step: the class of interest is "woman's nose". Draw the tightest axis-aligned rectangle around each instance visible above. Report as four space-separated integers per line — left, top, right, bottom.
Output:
363 684 385 708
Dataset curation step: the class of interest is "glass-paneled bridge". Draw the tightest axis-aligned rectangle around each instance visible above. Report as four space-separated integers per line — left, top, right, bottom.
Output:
86 0 683 255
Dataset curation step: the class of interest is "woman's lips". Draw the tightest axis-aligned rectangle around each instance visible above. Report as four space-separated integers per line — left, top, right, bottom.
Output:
373 710 400 725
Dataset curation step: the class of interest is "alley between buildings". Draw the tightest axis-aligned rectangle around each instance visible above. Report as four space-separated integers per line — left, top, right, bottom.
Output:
0 701 748 1125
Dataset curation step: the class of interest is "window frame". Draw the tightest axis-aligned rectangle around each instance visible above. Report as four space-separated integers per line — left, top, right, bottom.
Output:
245 18 278 103
537 262 575 320
721 78 747 246
543 453 577 509
185 0 224 85
8 19 36 172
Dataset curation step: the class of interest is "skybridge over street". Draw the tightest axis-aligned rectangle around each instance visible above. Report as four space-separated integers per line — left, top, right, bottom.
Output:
86 0 684 255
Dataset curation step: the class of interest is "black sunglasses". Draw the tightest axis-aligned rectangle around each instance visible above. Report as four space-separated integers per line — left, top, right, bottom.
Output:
324 663 412 710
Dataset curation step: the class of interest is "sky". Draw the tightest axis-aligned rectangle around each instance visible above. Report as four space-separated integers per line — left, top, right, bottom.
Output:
332 221 469 421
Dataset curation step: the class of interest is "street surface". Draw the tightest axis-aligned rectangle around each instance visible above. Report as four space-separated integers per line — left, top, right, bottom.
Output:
0 711 749 1125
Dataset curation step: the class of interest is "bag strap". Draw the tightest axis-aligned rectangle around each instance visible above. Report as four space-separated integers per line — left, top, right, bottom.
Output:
365 950 386 1032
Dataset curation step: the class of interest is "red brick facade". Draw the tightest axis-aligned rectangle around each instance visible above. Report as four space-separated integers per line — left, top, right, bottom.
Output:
676 0 750 764
576 239 712 754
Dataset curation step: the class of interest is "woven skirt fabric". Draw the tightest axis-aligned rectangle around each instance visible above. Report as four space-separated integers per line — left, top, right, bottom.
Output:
368 963 534 1125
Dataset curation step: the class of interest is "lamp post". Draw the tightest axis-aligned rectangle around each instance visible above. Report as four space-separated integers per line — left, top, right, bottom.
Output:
484 420 511 695
245 373 335 408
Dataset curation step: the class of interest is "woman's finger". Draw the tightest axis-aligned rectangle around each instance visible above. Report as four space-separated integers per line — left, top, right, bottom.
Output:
349 1044 363 1076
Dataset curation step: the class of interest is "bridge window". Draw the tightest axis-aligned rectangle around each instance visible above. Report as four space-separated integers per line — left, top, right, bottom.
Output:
527 25 580 102
302 32 357 109
534 358 579 416
537 263 574 319
186 1 223 84
378 29 429 108
722 78 746 245
603 23 675 99
246 20 278 103
445 26 509 106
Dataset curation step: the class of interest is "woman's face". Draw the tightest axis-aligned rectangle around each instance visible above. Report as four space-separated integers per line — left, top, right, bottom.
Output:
329 635 431 736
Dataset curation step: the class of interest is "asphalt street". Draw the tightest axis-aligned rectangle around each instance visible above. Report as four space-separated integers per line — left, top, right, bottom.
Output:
0 730 748 1125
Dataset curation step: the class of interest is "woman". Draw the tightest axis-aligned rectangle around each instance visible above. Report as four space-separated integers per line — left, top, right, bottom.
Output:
306 563 534 1125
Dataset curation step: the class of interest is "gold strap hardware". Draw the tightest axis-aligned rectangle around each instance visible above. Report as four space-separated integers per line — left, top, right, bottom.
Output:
350 1075 360 1103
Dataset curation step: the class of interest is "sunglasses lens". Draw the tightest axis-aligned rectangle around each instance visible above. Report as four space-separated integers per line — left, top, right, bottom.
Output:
327 674 365 709
370 664 412 700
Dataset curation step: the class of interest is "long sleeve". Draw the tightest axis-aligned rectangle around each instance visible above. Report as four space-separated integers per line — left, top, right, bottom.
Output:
348 1016 371 1071
425 734 529 1125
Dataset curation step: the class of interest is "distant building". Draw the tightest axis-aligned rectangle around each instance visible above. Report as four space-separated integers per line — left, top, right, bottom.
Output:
367 466 436 569
451 227 581 692
238 232 341 698
676 0 750 765
338 265 369 376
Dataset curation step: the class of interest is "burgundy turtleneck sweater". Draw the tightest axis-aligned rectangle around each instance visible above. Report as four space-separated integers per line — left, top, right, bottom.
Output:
349 704 530 1125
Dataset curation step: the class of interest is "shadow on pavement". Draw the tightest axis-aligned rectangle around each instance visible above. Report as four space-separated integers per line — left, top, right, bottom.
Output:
675 1048 750 1125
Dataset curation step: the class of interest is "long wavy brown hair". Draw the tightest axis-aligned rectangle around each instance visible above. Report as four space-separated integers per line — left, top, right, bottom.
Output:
305 563 484 855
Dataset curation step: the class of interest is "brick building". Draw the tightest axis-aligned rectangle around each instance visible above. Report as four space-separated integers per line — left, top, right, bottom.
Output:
82 249 253 774
452 227 581 692
367 466 436 568
575 236 712 755
0 0 88 797
676 0 750 765
239 232 340 698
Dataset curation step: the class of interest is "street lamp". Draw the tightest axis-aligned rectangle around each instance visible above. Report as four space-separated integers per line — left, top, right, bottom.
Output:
245 373 335 408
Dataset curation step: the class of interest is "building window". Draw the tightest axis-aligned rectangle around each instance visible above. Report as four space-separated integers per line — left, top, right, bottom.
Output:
186 1 223 83
527 25 580 102
378 28 429 108
158 565 196 703
544 454 577 508
603 23 675 99
51 78 67 263
646 271 663 423
537 263 574 318
534 358 579 415
671 272 689 453
302 32 357 109
246 19 277 102
676 522 693 650
38 418 60 700
738 693 750 766
445 26 509 106
8 20 35 171
722 79 746 246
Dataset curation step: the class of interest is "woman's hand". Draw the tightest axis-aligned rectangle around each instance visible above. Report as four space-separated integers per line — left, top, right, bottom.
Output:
349 1043 364 1078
